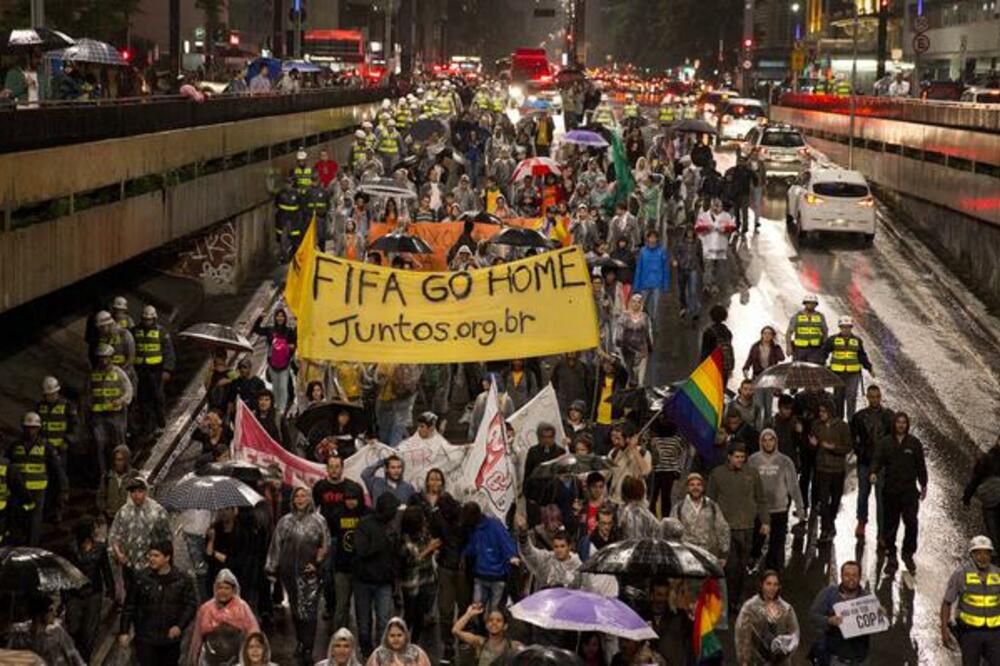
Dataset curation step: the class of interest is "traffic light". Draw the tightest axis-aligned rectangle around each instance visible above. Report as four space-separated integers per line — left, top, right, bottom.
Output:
743 38 753 49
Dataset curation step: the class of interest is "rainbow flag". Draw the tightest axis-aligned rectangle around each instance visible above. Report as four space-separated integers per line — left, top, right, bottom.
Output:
663 348 726 465
693 577 724 662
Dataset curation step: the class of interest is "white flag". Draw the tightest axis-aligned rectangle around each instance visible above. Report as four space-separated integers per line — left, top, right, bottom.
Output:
506 383 566 490
459 380 516 521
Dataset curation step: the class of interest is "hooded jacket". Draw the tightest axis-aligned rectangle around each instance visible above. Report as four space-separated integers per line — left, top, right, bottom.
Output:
463 514 517 580
354 494 402 584
238 631 276 665
315 627 363 666
365 617 431 666
190 569 260 665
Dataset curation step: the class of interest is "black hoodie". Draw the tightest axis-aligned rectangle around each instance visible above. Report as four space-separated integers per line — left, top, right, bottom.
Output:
354 493 401 584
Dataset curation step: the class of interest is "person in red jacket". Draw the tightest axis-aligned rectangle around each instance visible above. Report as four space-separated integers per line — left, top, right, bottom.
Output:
314 149 339 188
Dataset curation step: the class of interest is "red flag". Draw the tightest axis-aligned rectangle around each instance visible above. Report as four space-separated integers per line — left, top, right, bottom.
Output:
233 399 325 488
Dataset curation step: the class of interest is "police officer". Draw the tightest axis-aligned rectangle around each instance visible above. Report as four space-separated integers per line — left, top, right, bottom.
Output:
0 444 26 545
275 176 303 260
941 536 1000 660
622 93 640 125
304 183 331 249
823 316 873 419
785 294 828 364
36 376 76 522
86 343 133 481
394 98 413 134
292 149 316 192
593 95 615 127
658 96 675 126
377 118 403 173
361 120 376 150
111 295 134 331
11 412 61 545
133 305 176 439
682 98 698 120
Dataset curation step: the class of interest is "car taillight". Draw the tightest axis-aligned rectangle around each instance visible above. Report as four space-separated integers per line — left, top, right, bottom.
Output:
858 196 875 207
805 193 825 205
538 74 553 83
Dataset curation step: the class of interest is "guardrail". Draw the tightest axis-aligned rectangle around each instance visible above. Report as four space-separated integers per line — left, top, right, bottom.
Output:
0 85 391 154
778 93 1000 133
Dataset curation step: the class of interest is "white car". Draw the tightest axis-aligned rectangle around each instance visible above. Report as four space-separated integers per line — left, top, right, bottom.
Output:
786 167 875 245
717 97 766 144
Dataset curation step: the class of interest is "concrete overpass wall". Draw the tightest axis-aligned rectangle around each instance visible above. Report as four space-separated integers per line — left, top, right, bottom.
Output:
0 100 379 314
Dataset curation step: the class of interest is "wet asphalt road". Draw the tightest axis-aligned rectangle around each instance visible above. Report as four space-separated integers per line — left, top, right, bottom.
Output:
647 146 1000 665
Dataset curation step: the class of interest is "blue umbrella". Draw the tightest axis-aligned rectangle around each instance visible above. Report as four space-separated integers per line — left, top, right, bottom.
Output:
282 59 324 74
245 56 282 83
562 129 609 148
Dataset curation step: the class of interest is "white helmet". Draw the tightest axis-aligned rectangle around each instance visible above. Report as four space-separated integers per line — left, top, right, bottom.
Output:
296 149 307 161
42 376 60 394
626 92 635 100
95 310 114 327
407 94 416 102
355 129 366 139
802 294 819 304
838 315 854 327
22 412 41 428
112 295 128 310
970 535 994 553
96 343 115 358
388 119 397 128
362 121 373 130
142 305 157 320
381 99 392 110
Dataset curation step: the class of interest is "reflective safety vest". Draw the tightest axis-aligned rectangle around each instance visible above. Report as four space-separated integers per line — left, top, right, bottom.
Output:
834 80 851 96
90 369 125 413
958 566 1000 628
134 326 164 366
814 80 828 94
378 131 401 156
276 188 300 214
37 400 70 450
793 312 825 348
623 102 640 118
102 330 127 367
11 440 47 491
658 105 675 123
350 141 368 168
293 165 315 190
490 96 504 113
395 107 413 130
594 107 614 126
0 462 9 511
829 335 862 373
306 188 330 214
682 105 698 119
435 95 453 117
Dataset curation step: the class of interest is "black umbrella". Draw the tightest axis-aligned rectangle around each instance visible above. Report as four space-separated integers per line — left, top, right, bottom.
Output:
530 453 611 479
198 461 267 487
408 118 449 142
459 210 503 226
489 227 552 249
0 547 87 593
671 118 718 135
370 232 434 255
0 28 74 53
578 537 725 578
295 400 367 441
158 474 263 511
179 322 254 353
587 256 628 270
492 645 583 666
753 361 844 391
390 155 420 172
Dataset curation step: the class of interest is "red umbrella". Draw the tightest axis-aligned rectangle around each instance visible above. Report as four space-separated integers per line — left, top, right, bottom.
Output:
511 156 562 182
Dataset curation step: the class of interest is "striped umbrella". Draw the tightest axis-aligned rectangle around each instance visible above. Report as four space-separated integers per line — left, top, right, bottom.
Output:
752 360 844 391
0 28 74 52
158 475 263 511
511 156 561 182
578 538 724 579
45 38 127 66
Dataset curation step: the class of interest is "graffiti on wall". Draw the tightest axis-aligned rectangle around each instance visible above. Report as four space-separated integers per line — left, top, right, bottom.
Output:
170 220 237 287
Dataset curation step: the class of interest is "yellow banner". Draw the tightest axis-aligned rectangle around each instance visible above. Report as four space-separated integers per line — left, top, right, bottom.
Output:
287 244 599 363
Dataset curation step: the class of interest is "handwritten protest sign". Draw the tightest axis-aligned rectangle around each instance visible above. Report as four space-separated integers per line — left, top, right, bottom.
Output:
833 594 889 639
285 244 598 364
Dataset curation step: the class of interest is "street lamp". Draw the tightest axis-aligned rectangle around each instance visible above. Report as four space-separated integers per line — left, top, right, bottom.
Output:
791 2 801 41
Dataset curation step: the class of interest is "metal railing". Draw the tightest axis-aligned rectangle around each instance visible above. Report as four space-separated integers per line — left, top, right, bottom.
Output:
778 93 1000 133
0 85 392 154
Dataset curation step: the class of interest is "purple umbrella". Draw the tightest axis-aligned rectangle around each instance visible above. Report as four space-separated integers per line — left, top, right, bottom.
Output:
562 129 609 148
509 588 657 641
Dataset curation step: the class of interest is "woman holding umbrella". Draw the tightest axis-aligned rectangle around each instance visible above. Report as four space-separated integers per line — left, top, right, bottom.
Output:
265 487 330 664
734 570 800 665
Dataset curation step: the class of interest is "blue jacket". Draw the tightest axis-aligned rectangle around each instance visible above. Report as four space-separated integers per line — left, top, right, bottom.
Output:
362 460 416 505
463 515 517 580
633 245 671 293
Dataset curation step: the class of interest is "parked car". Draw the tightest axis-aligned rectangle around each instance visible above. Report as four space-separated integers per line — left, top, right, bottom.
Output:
786 166 875 245
959 86 1000 104
743 124 812 182
717 97 766 144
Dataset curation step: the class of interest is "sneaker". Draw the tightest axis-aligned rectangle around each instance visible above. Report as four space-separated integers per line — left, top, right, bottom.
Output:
854 521 866 539
903 556 917 575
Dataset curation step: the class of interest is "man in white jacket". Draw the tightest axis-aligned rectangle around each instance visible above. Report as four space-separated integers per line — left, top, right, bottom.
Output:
694 197 735 294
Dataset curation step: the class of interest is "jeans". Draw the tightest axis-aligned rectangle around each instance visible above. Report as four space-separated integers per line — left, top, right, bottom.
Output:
762 509 789 571
815 470 846 538
182 532 209 602
333 571 353 632
438 566 471 660
267 366 292 415
641 288 663 325
704 257 726 289
376 395 415 447
678 269 701 318
881 492 919 559
91 412 127 480
473 577 506 613
834 372 863 419
753 388 775 426
734 196 750 232
137 367 167 434
24 488 45 546
354 580 393 655
856 462 884 532
799 448 817 510
751 186 763 227
725 529 754 610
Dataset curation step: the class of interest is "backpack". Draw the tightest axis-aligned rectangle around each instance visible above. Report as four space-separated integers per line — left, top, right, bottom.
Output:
269 333 292 370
